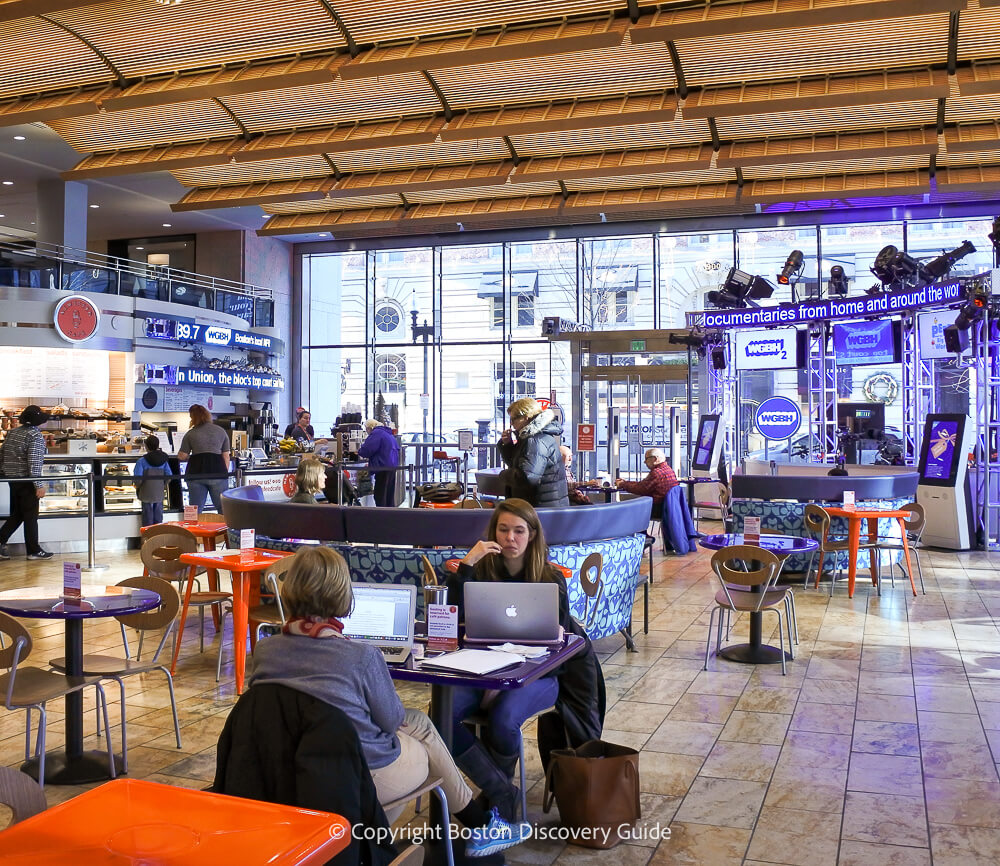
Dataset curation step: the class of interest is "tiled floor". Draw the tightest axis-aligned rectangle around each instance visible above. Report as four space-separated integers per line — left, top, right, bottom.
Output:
2 538 1000 864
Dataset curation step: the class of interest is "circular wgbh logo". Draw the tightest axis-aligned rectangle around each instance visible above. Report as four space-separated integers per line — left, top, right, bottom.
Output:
754 396 801 441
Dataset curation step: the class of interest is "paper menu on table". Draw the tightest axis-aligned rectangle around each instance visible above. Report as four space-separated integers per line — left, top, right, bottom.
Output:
239 528 255 564
743 517 761 544
62 562 81 602
419 648 525 675
843 490 856 511
183 505 199 522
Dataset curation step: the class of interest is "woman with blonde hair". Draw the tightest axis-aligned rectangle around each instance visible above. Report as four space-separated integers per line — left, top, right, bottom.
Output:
289 457 325 504
249 546 531 858
445 498 604 821
498 397 568 507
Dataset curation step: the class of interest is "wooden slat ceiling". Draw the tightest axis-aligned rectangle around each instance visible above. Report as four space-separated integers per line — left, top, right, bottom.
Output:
2 0 1000 238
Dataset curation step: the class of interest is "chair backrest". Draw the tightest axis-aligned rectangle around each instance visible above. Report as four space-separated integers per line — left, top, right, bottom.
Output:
114 575 180 631
717 482 732 516
458 496 486 509
803 504 832 541
577 552 604 630
265 556 296 623
141 526 199 579
198 512 226 525
900 501 925 534
0 612 31 672
0 766 46 826
711 545 781 611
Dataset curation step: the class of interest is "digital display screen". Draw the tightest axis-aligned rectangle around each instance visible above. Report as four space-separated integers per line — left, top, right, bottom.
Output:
832 320 900 365
692 414 720 471
143 315 282 354
918 309 966 360
918 415 965 487
734 328 799 371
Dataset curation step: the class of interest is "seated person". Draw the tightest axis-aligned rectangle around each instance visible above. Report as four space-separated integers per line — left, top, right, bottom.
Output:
249 547 531 858
615 447 678 513
446 499 604 821
559 445 591 506
289 457 324 504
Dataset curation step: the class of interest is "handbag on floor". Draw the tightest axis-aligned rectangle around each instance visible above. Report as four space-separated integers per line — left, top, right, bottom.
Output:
542 739 641 849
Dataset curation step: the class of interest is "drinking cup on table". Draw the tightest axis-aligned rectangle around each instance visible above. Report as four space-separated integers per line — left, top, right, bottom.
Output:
424 584 449 608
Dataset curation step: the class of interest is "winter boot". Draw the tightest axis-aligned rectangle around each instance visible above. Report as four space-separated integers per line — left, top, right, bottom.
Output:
455 740 519 823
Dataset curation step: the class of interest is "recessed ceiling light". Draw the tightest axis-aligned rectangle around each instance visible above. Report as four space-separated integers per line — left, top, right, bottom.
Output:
135 246 144 250
89 204 99 209
318 232 329 237
162 223 172 227
1 181 12 186
0 214 5 218
13 135 25 141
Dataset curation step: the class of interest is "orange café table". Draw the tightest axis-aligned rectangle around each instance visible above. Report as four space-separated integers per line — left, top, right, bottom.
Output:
0 778 351 865
824 506 917 599
171 548 285 692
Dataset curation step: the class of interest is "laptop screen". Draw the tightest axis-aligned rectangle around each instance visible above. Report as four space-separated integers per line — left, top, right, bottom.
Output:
341 583 415 646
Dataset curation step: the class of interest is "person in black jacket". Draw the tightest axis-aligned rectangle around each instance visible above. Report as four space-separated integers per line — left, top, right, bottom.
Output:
498 398 568 508
446 498 604 821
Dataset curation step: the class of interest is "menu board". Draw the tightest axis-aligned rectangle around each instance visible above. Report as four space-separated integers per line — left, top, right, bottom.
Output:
0 346 110 401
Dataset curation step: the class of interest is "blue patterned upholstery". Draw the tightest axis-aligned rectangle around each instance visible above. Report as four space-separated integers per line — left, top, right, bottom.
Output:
730 498 909 573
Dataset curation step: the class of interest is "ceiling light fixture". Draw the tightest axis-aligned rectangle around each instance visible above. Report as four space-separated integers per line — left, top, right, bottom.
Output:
777 249 804 285
89 204 99 209
827 265 849 297
162 223 171 227
1 181 12 186
12 135 25 141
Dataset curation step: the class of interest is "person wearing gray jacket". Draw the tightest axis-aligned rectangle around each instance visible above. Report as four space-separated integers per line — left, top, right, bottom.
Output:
498 398 569 508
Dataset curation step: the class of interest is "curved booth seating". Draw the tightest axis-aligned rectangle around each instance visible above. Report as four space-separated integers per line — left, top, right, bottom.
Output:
220 487 652 642
730 471 919 573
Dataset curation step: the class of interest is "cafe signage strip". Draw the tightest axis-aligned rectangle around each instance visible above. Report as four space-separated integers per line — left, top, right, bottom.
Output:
688 280 962 330
143 315 284 355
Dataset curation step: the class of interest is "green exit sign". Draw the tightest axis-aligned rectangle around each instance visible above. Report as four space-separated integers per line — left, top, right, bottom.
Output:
630 339 646 352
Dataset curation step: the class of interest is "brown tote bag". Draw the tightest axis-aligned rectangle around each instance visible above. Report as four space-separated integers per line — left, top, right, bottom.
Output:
542 739 641 849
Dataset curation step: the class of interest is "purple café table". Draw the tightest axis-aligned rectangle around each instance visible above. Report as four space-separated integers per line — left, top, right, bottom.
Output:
699 533 819 665
0 585 160 784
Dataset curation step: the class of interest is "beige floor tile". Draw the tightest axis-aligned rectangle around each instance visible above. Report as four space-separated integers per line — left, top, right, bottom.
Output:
914 684 978 714
735 686 799 715
672 776 767 829
789 701 855 735
837 840 930 866
666 692 739 725
924 777 1000 828
917 710 989 745
636 752 704 797
796 678 858 705
855 692 917 724
930 823 1000 866
603 701 671 734
551 842 652 866
643 719 723 757
847 752 924 797
684 670 752 697
976 700 1000 731
804 656 861 682
858 670 915 696
842 791 929 847
647 822 750 866
698 740 780 783
718 710 790 745
764 765 848 814
745 805 840 866
921 741 999 782
777 730 852 770
852 720 920 756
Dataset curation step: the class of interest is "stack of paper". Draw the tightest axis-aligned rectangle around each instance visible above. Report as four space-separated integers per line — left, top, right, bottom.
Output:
418 649 525 675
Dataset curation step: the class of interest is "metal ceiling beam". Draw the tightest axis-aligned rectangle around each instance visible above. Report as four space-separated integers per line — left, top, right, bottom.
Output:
38 14 127 88
317 0 359 57
421 70 454 121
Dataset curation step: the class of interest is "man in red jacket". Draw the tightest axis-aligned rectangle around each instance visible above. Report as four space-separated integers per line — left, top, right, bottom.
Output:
615 448 678 513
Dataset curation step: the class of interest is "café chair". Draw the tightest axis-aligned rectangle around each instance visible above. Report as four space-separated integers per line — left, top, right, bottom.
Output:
0 766 47 826
247 555 296 643
802 504 879 596
872 501 926 594
0 611 116 789
48 576 183 775
705 545 792 675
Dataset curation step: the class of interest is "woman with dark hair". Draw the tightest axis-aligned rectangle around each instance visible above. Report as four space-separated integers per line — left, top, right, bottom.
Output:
177 404 231 513
284 408 314 443
445 498 604 821
249 546 531 858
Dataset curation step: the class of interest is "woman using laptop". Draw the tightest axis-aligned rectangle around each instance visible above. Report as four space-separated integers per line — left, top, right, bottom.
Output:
446 498 604 822
249 546 531 858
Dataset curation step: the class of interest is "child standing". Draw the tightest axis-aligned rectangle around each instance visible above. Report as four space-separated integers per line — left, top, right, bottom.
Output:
134 435 173 527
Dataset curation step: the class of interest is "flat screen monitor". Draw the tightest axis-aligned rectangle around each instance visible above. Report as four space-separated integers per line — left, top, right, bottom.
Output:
918 309 966 360
692 414 720 472
832 319 901 366
918 414 967 487
836 402 886 439
733 327 802 371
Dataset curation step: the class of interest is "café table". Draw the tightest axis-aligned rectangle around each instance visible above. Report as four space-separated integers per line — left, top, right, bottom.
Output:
0 584 161 784
699 533 819 665
678 476 723 519
170 548 286 693
0 778 351 865
823 505 917 598
142 519 228 627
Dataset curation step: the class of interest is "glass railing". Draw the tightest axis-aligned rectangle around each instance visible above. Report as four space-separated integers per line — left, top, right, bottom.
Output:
0 236 274 328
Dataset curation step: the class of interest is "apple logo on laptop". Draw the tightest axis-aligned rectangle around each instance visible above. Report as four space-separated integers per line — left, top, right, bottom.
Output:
505 605 518 618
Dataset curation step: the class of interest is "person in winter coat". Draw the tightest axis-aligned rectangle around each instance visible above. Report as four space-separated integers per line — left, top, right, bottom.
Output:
498 398 568 508
445 498 604 821
0 404 52 560
133 434 173 526
358 420 399 507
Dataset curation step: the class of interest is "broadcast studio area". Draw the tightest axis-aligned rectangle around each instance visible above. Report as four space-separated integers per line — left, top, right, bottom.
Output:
4 1 1000 865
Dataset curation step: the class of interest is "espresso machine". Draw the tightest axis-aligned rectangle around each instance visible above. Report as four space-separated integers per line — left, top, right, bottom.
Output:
250 402 279 449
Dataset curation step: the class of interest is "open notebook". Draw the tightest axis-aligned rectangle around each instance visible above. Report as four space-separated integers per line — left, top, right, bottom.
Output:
418 648 525 675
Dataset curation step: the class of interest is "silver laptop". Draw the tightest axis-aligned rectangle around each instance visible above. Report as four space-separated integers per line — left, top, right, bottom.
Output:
463 582 562 645
340 583 417 664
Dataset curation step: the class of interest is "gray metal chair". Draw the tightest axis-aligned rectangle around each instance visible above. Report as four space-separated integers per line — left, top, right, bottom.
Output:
873 501 926 594
0 765 47 826
247 555 297 644
49 575 183 775
0 611 115 789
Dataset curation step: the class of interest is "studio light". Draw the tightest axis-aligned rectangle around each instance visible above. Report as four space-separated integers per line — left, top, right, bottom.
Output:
777 250 804 285
955 284 988 330
870 244 922 286
668 329 707 349
827 265 849 297
707 267 775 308
920 240 976 282
871 245 898 283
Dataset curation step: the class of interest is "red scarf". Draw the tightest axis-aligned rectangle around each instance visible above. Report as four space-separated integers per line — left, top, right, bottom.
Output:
283 616 345 638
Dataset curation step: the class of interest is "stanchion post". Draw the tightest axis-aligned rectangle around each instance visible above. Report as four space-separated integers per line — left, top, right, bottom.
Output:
81 471 108 573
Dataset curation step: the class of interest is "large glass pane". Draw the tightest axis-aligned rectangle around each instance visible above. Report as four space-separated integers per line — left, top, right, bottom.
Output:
659 230 734 327
304 347 367 436
906 217 993 282
440 244 504 342
373 248 433 349
580 236 654 331
819 221 903 298
736 226 818 304
304 252 366 346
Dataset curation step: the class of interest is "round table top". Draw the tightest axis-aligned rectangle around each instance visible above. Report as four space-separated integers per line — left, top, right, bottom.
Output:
0 585 161 620
699 533 820 554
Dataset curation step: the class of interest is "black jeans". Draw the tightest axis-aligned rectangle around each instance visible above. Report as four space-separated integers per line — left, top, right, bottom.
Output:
0 481 42 554
373 468 396 508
